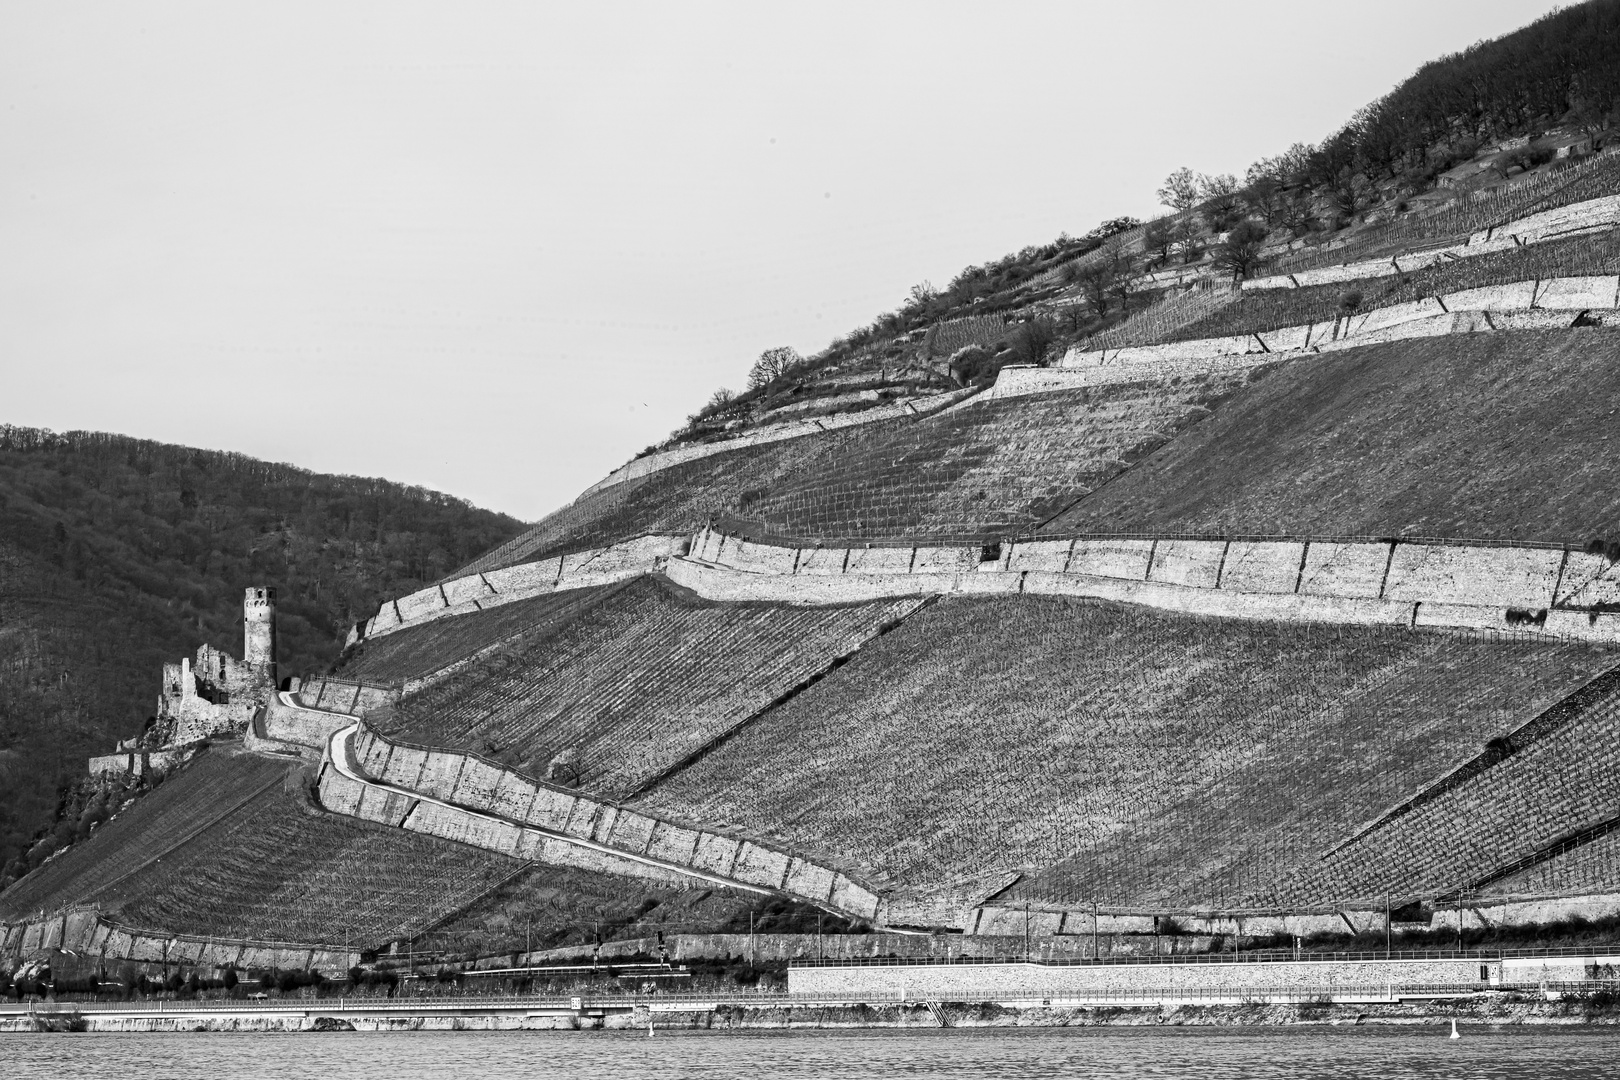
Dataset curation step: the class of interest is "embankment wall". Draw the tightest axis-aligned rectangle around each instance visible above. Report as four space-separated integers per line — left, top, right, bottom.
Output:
318 726 885 922
0 910 347 973
679 527 1620 645
352 535 685 646
787 957 1494 997
1015 274 1620 398
574 389 978 501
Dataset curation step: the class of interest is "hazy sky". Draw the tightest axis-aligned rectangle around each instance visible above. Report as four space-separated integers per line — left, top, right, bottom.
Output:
1 1 1566 520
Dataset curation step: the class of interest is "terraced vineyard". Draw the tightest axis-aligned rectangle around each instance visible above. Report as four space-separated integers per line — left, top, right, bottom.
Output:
0 751 288 921
640 595 1615 906
1166 229 1620 344
1044 328 1620 543
1265 153 1620 276
99 776 521 946
1282 672 1620 907
413 866 757 957
739 377 1248 543
1478 827 1620 899
338 582 630 685
450 416 914 577
383 576 923 797
0 748 522 946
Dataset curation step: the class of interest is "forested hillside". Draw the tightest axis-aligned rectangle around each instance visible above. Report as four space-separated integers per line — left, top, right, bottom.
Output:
0 425 526 884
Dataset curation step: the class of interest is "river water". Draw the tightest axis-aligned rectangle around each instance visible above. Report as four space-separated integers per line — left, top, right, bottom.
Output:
3 1027 1618 1079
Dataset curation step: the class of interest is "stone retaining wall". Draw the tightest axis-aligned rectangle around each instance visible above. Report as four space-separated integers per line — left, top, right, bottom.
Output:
0 910 347 973
574 389 978 501
87 747 197 780
679 527 1620 645
351 535 685 646
1045 274 1620 384
1243 192 1620 292
320 726 886 922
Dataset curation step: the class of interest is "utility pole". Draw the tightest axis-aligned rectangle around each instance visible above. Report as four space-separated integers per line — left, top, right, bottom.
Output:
1093 900 1100 960
1385 893 1391 958
1024 905 1031 961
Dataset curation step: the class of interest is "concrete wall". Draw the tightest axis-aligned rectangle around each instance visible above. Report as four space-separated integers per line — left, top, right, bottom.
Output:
680 528 1620 645
351 535 685 646
788 956 1495 998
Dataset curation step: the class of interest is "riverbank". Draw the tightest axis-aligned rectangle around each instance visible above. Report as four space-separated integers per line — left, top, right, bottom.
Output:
7 993 1620 1033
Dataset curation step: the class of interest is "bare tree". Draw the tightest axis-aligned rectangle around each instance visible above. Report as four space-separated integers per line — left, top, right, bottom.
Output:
746 346 802 389
1143 217 1175 267
1198 173 1243 231
1156 167 1201 212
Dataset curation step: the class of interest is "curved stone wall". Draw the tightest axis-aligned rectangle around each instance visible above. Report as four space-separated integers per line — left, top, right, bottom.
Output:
350 534 685 646
313 722 885 923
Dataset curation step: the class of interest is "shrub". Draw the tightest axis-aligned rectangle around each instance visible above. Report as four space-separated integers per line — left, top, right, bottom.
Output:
946 345 997 386
1211 221 1270 280
1009 316 1060 367
1339 290 1363 314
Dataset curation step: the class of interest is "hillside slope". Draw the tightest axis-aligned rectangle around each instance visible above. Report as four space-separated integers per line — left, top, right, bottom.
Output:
0 425 525 886
1043 329 1620 543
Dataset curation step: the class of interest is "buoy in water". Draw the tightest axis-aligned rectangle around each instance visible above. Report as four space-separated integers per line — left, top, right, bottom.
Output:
1449 1019 1461 1040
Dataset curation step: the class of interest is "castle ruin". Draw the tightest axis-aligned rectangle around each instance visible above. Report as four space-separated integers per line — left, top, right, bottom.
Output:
89 587 280 778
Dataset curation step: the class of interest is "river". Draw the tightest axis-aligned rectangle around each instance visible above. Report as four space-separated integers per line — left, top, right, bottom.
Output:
4 1026 1618 1078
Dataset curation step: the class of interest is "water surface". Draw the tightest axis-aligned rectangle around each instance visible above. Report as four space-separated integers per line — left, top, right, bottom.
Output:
5 1026 1618 1078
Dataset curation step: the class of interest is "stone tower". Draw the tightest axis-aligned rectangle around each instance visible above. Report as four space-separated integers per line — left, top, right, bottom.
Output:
243 586 277 687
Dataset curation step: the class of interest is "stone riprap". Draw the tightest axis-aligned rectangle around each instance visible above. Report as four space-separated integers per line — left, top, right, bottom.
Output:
678 526 1620 644
313 722 885 922
350 534 684 647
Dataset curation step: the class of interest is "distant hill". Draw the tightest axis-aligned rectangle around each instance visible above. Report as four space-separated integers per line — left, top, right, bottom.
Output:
0 425 526 883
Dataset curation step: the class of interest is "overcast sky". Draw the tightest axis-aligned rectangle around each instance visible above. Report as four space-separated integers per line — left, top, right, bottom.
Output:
1 0 1567 521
